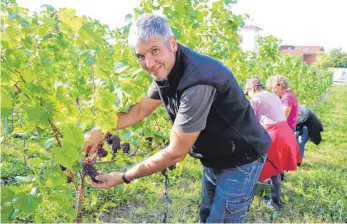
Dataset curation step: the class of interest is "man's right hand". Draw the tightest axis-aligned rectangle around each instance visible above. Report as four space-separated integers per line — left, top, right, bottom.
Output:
83 128 103 154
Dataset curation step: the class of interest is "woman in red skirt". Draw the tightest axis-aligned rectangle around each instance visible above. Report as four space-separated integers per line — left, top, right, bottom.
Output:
244 78 301 209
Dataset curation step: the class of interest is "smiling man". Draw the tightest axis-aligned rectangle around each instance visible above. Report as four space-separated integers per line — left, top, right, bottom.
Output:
84 14 271 223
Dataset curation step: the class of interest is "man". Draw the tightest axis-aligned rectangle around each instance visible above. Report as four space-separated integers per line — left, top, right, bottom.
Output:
84 14 271 223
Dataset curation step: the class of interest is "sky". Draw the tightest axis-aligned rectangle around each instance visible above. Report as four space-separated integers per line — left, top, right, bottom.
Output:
17 0 347 52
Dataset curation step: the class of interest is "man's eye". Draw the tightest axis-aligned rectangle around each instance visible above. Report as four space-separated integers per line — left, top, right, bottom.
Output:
137 55 144 61
152 49 159 55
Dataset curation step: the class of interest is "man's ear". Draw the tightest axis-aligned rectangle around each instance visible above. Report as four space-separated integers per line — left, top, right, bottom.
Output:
170 36 178 52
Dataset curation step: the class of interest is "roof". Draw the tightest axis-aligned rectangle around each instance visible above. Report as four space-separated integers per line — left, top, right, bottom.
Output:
280 45 325 56
242 25 263 30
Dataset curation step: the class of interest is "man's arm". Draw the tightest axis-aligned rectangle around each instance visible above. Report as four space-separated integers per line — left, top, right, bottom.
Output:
83 95 161 153
90 127 200 189
124 127 200 181
116 95 162 129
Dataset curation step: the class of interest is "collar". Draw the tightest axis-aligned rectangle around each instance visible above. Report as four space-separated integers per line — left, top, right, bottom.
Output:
155 43 184 94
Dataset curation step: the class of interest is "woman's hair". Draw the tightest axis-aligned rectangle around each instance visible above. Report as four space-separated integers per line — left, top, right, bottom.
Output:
128 14 173 49
253 85 265 92
266 75 289 89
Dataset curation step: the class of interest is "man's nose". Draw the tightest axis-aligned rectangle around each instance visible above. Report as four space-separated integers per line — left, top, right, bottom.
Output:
145 56 155 69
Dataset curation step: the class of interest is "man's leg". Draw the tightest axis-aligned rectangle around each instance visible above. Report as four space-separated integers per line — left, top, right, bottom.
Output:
206 155 265 223
199 166 217 223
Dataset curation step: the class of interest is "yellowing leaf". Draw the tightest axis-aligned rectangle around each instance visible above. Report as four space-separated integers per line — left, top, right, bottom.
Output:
58 8 76 23
69 17 83 32
95 89 117 111
96 113 118 133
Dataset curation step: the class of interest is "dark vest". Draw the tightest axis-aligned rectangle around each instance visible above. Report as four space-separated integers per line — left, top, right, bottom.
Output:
155 44 271 168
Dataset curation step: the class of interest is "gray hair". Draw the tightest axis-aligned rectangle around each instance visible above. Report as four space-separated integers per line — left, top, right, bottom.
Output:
266 74 289 89
128 14 174 49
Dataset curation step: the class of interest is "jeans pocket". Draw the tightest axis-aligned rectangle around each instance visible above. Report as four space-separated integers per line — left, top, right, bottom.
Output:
234 165 252 176
225 199 250 223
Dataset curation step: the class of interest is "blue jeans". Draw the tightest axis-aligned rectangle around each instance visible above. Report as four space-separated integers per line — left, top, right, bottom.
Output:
199 155 266 223
297 126 308 159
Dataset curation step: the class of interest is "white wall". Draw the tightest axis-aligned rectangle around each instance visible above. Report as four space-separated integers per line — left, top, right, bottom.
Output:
241 29 260 54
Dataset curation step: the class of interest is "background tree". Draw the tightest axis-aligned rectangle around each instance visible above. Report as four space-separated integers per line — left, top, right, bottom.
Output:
329 48 347 68
312 52 334 70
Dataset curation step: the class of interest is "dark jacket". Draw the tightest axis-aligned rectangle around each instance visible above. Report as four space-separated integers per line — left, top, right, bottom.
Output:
155 44 271 168
296 110 323 145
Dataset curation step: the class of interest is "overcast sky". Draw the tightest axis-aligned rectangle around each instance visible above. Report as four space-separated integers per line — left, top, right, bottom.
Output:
17 0 347 52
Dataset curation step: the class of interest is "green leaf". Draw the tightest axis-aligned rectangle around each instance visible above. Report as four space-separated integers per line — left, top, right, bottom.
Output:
11 123 36 135
1 187 15 204
95 113 118 133
12 49 27 61
1 90 12 118
1 203 15 223
62 126 84 148
25 102 49 126
95 89 117 111
64 208 78 219
34 214 49 223
12 192 38 213
85 55 96 65
53 146 81 170
49 194 70 209
42 57 53 67
44 165 67 187
28 158 43 168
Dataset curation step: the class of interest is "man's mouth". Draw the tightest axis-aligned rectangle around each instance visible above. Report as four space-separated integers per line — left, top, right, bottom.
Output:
150 65 162 73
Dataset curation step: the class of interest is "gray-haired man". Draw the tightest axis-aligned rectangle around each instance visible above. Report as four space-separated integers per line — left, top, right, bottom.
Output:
85 14 271 222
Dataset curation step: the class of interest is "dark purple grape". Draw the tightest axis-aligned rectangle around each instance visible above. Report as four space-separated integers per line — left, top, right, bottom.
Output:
83 162 99 183
97 147 108 157
121 143 130 154
111 135 121 154
104 133 113 145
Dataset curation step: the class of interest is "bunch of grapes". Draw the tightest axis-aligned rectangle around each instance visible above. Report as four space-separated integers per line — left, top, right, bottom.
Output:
96 142 108 157
121 143 130 154
104 133 130 155
82 158 100 183
111 135 121 155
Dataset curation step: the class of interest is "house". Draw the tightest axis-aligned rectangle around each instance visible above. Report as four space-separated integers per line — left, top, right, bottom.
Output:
280 45 325 65
240 25 262 54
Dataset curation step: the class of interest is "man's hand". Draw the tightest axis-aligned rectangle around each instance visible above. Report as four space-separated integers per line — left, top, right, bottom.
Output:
90 172 124 189
83 128 103 154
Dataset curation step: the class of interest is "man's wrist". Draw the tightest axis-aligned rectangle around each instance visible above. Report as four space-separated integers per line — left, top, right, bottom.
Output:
122 169 131 184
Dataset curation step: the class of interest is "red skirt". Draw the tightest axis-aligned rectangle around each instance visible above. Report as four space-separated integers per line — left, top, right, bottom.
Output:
258 121 302 182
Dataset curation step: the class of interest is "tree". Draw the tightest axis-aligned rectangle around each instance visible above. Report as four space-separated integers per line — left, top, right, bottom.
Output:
312 52 334 70
330 48 347 68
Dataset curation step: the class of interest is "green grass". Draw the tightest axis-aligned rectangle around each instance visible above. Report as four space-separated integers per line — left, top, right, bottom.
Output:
84 85 347 223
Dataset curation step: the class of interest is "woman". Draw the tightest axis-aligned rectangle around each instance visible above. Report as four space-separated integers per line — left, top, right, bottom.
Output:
266 75 299 130
244 78 301 209
296 105 324 159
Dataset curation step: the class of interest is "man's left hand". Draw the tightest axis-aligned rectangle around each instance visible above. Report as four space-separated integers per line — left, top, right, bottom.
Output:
90 172 123 189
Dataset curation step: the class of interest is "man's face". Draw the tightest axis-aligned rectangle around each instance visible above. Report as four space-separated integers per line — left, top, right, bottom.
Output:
134 36 177 81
